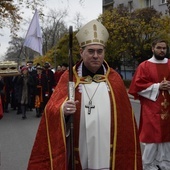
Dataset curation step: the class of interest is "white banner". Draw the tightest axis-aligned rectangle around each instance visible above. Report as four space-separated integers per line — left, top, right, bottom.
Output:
23 9 43 55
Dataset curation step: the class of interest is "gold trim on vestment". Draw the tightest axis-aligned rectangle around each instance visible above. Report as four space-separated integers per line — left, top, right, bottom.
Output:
60 103 67 148
107 79 138 169
72 61 138 169
132 110 137 170
161 87 170 120
44 107 54 170
73 61 118 169
106 77 117 170
45 99 68 170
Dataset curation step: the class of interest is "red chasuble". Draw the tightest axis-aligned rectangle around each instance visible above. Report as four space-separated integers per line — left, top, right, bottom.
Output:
129 60 170 143
27 61 142 170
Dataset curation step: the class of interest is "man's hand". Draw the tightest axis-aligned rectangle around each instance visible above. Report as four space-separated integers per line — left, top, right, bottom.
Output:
63 100 79 116
159 79 170 91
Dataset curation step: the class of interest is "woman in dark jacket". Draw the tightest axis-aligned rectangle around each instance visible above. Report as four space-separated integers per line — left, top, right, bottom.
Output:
16 66 34 119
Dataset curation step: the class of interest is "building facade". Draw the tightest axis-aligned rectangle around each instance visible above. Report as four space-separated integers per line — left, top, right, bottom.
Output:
103 0 168 14
102 0 169 80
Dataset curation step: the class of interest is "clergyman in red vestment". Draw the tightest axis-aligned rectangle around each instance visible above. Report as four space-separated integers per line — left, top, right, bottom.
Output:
129 39 170 170
27 20 142 170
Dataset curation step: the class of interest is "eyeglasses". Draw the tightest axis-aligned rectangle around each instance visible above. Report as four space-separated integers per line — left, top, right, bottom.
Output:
87 49 104 55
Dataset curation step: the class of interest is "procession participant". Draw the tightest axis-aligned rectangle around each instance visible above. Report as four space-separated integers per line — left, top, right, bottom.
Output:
42 62 55 105
54 63 68 85
34 65 48 117
16 66 34 119
26 60 37 111
129 39 170 170
28 20 142 170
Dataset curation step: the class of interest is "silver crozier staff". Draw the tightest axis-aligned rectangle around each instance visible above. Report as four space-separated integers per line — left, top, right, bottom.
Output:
68 25 75 170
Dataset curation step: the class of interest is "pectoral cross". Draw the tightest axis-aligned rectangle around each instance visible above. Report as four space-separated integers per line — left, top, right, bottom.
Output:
85 100 95 114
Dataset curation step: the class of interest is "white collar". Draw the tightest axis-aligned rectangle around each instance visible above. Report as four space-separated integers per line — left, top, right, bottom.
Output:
77 62 107 93
148 56 168 64
77 62 107 77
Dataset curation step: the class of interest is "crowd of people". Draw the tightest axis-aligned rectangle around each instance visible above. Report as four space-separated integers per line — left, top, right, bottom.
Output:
0 61 68 119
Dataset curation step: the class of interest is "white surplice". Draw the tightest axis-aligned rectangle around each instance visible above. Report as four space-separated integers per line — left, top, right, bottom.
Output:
79 81 111 170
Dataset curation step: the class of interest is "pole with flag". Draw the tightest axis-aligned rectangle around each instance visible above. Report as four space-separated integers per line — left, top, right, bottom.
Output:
23 9 43 56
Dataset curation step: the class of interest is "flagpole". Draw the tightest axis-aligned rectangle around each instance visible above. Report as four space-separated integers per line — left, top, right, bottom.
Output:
17 45 27 65
18 45 24 65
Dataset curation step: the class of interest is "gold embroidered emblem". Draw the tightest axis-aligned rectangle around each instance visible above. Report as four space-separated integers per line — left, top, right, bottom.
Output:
79 74 107 84
160 77 170 120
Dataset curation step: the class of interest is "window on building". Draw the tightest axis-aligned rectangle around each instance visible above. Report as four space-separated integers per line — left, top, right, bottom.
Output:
103 0 114 4
161 0 167 4
128 1 133 12
146 0 151 7
119 3 124 8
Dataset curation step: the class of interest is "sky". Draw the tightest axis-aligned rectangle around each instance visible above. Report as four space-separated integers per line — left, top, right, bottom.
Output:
0 0 102 60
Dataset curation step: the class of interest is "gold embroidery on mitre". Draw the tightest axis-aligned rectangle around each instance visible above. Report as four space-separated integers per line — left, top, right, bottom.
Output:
93 24 97 31
93 24 97 36
84 29 89 36
94 32 97 39
93 24 98 43
101 30 105 36
86 40 92 44
93 39 99 42
81 42 85 46
76 20 109 47
100 40 104 44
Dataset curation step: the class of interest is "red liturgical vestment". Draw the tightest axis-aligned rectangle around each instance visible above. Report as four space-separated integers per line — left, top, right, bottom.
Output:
27 61 142 170
129 59 170 143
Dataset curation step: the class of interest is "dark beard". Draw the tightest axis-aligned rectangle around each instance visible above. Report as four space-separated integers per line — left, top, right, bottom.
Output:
154 54 165 60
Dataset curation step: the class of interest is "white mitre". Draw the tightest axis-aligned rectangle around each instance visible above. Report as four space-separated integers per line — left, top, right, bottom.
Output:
76 20 109 47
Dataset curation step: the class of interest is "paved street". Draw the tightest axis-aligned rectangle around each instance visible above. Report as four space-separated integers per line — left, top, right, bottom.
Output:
0 98 141 170
130 98 145 155
130 98 141 127
0 109 41 170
